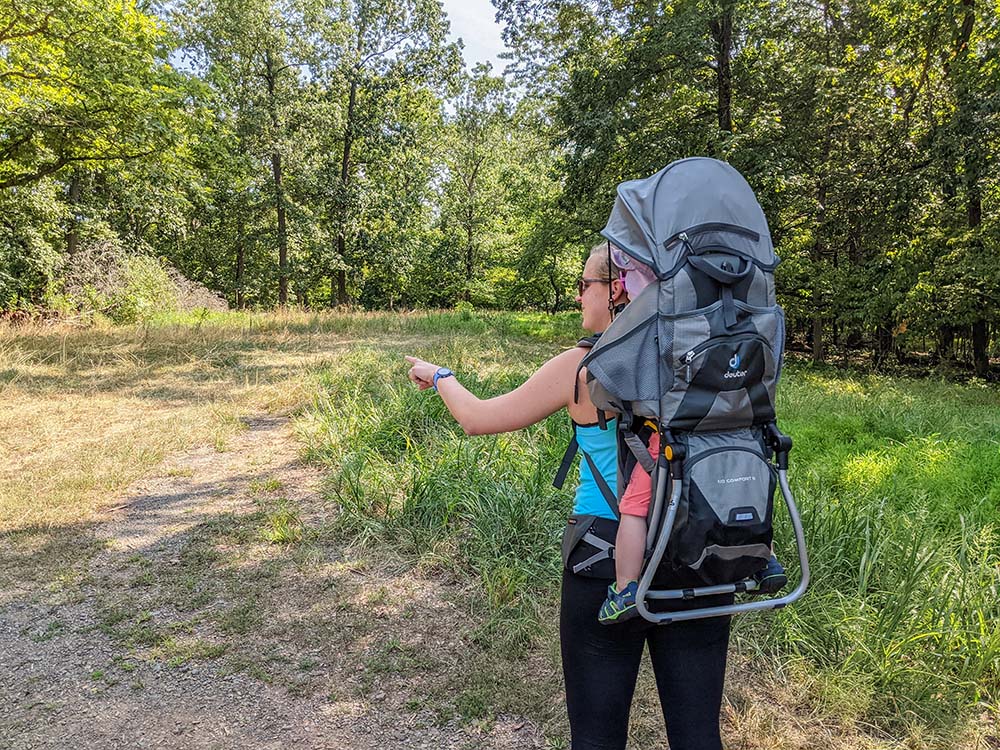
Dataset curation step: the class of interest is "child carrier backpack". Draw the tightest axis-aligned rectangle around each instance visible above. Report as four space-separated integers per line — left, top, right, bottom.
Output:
581 157 810 624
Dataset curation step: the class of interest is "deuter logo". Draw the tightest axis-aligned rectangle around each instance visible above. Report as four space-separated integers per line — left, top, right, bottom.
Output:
724 351 747 378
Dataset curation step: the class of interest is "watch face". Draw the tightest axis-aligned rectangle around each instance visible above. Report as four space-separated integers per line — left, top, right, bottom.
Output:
433 368 453 390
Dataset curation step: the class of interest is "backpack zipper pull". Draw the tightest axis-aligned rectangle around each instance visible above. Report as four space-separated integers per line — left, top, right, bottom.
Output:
684 350 695 381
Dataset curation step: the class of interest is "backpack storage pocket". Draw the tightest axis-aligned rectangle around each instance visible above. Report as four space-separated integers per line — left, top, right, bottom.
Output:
660 303 783 431
664 429 775 586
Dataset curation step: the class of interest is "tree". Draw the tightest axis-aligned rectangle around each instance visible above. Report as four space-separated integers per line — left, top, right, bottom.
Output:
937 0 999 375
174 0 331 305
0 0 189 306
323 0 461 305
0 0 186 190
438 65 511 301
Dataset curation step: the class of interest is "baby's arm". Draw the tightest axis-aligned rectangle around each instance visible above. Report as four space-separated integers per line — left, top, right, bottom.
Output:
615 514 647 589
614 433 660 588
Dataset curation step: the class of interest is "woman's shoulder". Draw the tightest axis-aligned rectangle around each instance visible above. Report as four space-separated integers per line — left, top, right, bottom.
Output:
533 346 589 398
554 345 602 420
552 344 590 370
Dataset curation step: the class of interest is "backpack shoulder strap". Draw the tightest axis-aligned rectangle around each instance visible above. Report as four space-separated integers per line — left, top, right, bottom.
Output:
556 336 599 488
553 422 620 519
573 333 600 404
553 430 579 490
621 429 656 475
616 418 659 497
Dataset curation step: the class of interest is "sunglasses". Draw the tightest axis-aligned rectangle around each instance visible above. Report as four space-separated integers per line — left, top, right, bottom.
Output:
577 277 610 295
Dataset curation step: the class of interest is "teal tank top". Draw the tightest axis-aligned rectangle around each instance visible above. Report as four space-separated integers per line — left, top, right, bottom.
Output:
572 419 619 519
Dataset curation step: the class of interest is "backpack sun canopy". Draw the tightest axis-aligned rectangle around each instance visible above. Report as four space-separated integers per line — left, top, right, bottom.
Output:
601 157 777 277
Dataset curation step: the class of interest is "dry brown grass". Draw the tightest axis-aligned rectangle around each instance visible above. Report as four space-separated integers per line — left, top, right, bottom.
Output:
0 309 449 606
0 315 346 535
0 312 418 548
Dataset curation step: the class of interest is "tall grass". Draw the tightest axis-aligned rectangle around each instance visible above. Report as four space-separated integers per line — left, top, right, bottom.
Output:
298 320 1000 737
753 369 1000 730
298 343 574 652
149 306 583 342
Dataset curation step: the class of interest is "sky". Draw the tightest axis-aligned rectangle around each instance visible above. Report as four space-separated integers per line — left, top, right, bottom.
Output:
439 0 510 72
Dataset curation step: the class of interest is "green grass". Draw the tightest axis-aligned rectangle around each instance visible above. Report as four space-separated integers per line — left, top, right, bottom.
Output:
259 503 305 544
297 320 1000 739
299 343 573 655
748 366 1000 730
159 637 228 667
149 306 583 343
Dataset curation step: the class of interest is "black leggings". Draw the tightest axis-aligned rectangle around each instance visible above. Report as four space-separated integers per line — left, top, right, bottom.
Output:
560 570 731 750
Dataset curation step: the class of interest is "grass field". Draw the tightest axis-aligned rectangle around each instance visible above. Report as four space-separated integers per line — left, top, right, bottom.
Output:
3 309 998 749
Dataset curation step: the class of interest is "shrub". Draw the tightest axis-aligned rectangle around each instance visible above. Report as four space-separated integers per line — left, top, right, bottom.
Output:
111 255 178 324
46 238 226 323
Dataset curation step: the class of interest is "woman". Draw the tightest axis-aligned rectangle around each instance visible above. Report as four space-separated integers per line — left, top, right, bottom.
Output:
405 245 731 750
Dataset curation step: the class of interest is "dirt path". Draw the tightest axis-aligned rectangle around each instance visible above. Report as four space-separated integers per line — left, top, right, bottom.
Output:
1 418 544 749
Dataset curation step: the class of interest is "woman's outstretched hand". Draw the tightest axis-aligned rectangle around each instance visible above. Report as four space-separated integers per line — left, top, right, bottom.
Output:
405 355 440 390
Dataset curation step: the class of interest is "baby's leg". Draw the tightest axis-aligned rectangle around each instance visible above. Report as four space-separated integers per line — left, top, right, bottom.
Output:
615 513 647 590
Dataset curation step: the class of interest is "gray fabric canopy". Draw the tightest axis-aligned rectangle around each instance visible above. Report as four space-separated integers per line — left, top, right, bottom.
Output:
600 157 777 277
583 157 783 426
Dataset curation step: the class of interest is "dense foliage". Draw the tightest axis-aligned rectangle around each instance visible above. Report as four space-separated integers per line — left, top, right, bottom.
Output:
1 0 998 371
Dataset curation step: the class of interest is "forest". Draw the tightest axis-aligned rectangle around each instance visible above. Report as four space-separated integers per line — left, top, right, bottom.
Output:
2 0 998 373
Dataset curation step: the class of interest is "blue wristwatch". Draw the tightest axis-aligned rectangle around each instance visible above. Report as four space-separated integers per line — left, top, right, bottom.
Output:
432 367 454 391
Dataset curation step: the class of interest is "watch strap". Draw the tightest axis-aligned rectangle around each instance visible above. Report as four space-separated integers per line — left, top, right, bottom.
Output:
433 368 454 391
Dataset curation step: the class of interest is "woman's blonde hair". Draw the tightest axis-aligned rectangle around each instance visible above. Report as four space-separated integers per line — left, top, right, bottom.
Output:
589 241 624 282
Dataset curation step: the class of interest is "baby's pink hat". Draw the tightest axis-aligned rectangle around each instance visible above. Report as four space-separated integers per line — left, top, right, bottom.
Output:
610 244 657 298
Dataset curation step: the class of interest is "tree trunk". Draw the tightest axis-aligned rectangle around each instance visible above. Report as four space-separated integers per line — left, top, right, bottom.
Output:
710 2 734 134
335 243 348 306
464 215 474 302
810 178 827 363
938 325 955 361
458 151 482 304
273 150 288 306
955 0 986 376
548 260 561 314
972 320 990 377
334 50 361 307
65 172 82 256
873 322 893 366
946 0 988 374
264 48 289 306
808 0 840 364
811 316 824 362
235 213 246 309
334 271 347 305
